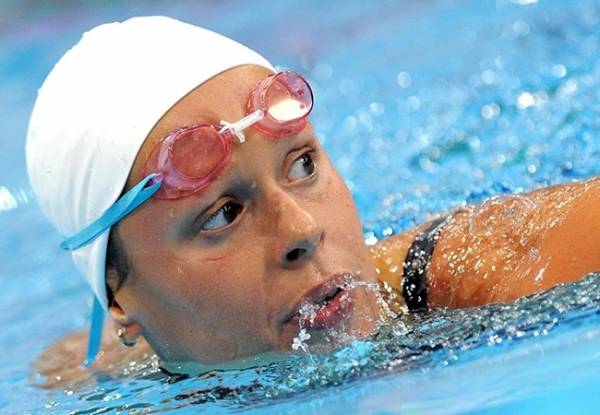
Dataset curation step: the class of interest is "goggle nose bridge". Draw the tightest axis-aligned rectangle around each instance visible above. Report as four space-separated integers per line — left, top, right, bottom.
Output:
219 109 265 143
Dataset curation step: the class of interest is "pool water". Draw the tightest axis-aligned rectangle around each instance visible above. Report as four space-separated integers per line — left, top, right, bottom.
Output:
2 0 600 413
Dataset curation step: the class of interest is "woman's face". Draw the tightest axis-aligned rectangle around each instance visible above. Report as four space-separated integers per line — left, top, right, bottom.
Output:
112 65 381 364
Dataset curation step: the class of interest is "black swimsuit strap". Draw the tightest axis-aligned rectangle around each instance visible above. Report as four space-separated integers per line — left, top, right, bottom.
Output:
402 215 449 311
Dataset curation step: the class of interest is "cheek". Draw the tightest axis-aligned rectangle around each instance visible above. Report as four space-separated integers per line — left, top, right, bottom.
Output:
131 242 270 331
309 170 368 265
320 171 362 232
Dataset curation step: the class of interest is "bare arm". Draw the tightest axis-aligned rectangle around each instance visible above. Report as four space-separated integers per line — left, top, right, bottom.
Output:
372 177 600 308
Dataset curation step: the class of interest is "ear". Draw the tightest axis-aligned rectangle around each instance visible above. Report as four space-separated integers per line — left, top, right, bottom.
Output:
106 266 143 339
108 296 133 325
108 295 143 344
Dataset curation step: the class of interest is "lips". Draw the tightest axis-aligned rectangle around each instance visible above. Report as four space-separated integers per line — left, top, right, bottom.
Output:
283 273 355 330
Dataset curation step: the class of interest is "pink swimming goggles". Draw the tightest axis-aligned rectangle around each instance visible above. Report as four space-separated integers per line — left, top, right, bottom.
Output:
145 70 313 199
61 71 313 250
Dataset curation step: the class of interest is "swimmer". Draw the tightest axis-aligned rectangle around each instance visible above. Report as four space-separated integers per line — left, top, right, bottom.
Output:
27 17 600 388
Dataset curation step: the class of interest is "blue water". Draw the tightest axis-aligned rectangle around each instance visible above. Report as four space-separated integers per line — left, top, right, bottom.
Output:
2 0 600 413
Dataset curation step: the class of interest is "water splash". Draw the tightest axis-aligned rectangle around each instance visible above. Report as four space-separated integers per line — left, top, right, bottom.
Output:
291 328 312 352
86 273 600 413
288 275 401 354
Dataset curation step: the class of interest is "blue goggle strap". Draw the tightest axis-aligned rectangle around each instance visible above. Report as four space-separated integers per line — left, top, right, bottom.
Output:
60 173 162 251
83 295 105 367
59 173 161 365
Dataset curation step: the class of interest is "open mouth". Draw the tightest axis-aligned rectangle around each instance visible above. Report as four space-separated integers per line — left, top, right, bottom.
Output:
285 274 355 330
319 287 343 307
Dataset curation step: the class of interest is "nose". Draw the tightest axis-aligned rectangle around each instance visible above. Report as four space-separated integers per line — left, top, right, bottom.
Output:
267 189 324 268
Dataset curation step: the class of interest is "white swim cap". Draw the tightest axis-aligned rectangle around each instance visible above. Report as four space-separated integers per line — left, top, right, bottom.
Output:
26 16 275 309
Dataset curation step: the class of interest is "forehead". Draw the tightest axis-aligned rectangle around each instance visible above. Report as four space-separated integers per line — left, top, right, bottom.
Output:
128 64 274 189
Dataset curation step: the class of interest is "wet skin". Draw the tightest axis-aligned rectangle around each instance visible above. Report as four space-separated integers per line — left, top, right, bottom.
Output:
108 65 383 365
36 66 600 388
109 64 600 364
372 176 600 308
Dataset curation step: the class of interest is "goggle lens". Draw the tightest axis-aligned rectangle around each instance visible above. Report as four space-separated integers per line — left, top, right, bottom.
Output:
147 125 231 199
250 72 313 138
171 127 226 178
265 73 313 123
146 71 313 200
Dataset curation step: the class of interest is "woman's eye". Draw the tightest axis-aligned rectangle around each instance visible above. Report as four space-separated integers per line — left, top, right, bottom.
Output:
287 152 316 181
200 201 243 231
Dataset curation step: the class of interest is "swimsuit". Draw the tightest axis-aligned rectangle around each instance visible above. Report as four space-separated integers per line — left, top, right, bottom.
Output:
402 216 449 311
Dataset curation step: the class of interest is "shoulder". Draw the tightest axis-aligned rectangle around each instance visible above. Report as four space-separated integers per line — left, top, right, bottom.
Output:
369 219 445 313
369 228 418 292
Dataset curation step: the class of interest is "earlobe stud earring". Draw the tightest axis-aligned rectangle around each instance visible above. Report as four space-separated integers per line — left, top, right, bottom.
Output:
117 326 137 347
